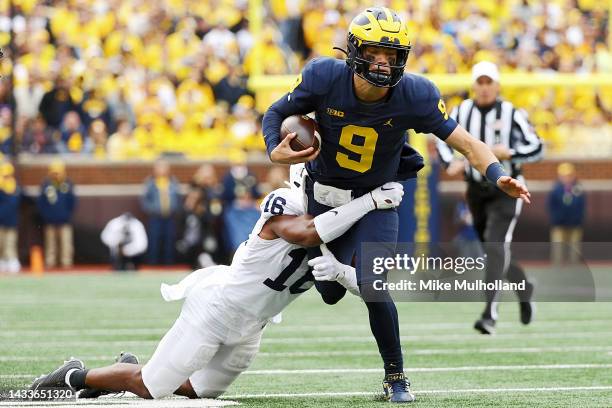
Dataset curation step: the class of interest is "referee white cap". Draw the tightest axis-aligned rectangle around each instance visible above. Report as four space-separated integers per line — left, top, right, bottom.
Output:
471 61 500 82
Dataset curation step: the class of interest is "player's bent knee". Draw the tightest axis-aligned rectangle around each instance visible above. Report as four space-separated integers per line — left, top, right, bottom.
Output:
319 291 345 305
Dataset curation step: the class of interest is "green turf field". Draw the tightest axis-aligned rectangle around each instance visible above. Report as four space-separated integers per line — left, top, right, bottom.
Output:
1 272 611 407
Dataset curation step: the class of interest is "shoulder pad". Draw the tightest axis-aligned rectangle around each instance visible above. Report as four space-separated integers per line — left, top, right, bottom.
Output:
301 58 346 96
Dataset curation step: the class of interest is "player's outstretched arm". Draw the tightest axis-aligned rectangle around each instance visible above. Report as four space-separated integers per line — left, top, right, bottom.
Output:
444 126 531 203
261 182 404 246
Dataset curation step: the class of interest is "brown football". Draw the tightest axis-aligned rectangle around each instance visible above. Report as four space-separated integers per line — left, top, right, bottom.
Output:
280 115 321 152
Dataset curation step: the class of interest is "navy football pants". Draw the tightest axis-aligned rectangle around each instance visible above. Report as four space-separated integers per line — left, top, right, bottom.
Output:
305 181 403 368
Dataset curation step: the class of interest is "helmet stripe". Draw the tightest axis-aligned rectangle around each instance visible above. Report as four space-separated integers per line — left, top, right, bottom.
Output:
382 7 393 23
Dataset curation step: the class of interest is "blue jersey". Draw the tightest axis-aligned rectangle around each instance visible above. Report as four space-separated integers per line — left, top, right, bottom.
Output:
263 58 458 189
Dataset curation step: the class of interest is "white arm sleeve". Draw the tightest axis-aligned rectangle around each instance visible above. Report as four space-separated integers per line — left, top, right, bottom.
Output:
313 194 375 243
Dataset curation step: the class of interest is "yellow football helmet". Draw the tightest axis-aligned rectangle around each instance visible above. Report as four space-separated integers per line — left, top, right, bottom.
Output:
346 7 411 87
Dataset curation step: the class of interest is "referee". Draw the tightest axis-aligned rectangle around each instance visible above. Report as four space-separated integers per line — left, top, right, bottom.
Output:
436 61 543 335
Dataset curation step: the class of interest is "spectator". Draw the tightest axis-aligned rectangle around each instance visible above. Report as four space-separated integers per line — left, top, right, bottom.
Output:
259 165 288 196
108 86 136 129
222 183 260 255
22 116 59 154
80 88 113 131
107 120 139 160
176 164 223 268
220 151 259 204
84 119 108 158
36 160 77 268
0 162 21 274
100 212 148 271
140 159 181 265
548 162 586 265
38 76 78 129
58 111 88 153
14 70 46 121
0 106 13 155
212 64 250 108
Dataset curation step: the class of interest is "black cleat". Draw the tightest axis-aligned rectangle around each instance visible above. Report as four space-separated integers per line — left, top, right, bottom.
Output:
78 351 139 399
474 318 496 335
116 351 139 365
520 281 535 325
30 358 84 398
382 372 416 403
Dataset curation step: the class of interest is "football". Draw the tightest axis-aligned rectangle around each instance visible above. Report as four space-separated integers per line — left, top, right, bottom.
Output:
280 114 321 152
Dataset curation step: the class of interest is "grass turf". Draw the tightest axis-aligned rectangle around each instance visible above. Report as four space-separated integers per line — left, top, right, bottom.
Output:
1 271 611 407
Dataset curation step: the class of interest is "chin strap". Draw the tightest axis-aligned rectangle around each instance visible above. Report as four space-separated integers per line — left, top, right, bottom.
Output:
333 46 349 57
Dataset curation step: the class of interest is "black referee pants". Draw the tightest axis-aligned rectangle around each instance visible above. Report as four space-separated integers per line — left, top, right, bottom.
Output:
466 181 529 320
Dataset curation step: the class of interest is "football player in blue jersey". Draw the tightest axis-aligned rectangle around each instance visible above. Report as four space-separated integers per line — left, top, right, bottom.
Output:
263 7 530 403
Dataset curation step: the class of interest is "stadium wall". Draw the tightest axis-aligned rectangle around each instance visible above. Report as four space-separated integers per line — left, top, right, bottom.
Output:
14 159 612 265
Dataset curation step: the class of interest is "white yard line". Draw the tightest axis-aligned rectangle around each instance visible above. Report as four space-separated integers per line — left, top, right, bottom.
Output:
0 397 237 407
260 331 612 343
5 363 612 380
224 386 612 399
0 328 166 338
243 363 612 375
3 318 611 331
2 331 611 348
3 319 612 336
2 345 612 362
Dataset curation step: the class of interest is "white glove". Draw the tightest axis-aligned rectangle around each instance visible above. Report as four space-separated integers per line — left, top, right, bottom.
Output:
369 182 404 210
308 245 360 296
308 245 343 281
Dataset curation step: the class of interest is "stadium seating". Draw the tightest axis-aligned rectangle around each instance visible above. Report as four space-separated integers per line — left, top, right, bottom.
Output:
0 0 610 158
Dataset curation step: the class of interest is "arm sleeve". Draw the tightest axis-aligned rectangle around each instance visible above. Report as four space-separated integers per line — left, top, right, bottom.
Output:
262 61 322 157
510 108 543 164
435 106 459 168
413 80 458 140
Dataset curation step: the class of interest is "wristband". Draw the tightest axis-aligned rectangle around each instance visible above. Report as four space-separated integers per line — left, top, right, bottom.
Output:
485 162 507 184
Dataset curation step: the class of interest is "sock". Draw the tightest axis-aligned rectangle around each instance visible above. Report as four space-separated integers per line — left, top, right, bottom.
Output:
67 369 89 390
362 295 404 376
384 362 404 377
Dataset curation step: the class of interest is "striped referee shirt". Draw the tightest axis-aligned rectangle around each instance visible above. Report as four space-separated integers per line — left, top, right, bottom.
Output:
436 98 543 182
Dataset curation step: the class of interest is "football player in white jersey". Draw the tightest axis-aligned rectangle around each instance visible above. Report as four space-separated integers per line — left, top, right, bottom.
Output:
30 164 404 400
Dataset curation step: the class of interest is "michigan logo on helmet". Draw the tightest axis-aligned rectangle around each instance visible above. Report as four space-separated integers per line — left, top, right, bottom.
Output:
345 7 411 88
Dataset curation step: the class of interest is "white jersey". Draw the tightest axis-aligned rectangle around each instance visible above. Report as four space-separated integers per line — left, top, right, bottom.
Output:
220 188 314 320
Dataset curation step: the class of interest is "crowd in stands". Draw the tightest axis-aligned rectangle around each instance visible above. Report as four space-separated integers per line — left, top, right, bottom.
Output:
0 0 610 159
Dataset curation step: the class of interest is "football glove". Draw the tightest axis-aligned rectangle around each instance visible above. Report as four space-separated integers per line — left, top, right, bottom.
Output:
370 182 404 210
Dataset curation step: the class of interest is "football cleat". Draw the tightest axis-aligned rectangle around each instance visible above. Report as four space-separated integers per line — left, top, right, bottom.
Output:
520 281 535 325
30 358 84 397
382 372 415 403
474 318 496 335
78 351 139 399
